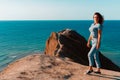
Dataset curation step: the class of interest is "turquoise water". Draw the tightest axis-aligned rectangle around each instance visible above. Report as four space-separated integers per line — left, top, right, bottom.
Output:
0 20 120 70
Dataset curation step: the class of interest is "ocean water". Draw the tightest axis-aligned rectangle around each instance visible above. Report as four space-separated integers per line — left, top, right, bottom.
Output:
0 20 120 70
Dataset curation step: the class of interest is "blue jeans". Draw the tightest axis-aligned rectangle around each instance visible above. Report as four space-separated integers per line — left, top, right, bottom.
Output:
88 38 101 68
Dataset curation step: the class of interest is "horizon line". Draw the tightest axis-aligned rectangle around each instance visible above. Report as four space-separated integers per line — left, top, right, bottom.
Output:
0 19 120 21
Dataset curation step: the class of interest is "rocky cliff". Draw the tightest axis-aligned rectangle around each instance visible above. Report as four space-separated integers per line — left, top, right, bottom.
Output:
44 29 120 71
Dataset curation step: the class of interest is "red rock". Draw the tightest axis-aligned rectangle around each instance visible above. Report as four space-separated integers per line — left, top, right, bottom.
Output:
44 32 58 56
44 29 120 72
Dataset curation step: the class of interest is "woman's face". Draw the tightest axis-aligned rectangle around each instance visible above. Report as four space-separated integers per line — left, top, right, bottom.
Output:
93 15 99 23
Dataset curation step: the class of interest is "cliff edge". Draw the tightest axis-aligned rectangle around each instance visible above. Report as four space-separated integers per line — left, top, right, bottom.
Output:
0 54 120 80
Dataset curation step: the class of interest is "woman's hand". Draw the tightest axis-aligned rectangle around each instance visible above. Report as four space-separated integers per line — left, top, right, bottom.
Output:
87 35 92 48
87 42 90 48
96 44 100 49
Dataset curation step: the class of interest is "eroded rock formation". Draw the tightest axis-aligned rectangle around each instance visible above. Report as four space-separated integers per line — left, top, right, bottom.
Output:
44 29 120 71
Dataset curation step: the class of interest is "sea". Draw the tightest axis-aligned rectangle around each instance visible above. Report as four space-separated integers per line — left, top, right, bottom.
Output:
0 20 120 71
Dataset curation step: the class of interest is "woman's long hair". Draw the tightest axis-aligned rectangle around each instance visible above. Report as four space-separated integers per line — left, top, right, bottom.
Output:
94 12 104 24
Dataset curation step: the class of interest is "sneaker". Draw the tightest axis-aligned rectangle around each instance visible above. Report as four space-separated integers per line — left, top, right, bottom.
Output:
94 71 101 74
85 70 93 74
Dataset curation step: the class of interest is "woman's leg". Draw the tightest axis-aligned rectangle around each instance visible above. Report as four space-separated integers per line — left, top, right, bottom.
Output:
86 45 96 74
94 50 101 72
88 45 97 70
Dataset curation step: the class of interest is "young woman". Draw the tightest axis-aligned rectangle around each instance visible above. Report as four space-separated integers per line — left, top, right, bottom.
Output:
86 12 104 74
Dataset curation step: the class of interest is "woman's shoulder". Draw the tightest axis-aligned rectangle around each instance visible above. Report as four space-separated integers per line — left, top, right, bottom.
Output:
96 23 101 26
96 23 103 27
97 23 103 30
90 23 94 26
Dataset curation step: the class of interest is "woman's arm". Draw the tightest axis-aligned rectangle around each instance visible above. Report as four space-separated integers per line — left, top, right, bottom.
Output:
87 35 92 48
96 30 102 49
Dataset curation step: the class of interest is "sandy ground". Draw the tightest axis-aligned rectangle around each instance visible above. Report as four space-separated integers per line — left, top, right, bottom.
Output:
0 54 120 80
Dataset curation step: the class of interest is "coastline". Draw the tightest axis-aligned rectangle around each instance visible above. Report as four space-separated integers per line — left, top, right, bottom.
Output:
0 52 43 71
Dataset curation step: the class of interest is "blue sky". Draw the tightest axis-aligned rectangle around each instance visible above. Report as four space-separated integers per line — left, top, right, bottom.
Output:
0 0 120 20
